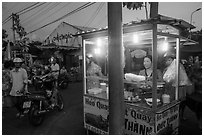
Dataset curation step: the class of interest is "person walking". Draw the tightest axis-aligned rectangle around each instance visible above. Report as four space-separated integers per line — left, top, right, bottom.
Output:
9 58 28 118
50 57 60 106
50 57 60 88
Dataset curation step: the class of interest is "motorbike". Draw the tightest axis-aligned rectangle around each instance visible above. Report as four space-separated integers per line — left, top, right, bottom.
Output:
21 73 64 126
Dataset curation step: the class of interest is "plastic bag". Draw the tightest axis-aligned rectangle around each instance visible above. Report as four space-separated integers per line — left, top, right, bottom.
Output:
163 59 191 86
125 73 146 82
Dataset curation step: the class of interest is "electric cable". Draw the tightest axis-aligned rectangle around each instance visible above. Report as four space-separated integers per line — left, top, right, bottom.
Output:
27 2 96 35
18 2 46 16
84 3 104 27
96 14 107 27
22 3 59 26
24 3 60 29
31 3 72 27
2 15 12 25
3 3 39 25
16 2 40 14
21 3 52 24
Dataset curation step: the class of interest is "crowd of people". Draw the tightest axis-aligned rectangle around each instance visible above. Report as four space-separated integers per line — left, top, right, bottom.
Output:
2 54 202 129
2 57 69 118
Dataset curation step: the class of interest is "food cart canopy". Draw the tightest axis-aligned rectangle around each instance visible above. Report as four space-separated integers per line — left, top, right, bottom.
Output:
75 14 195 36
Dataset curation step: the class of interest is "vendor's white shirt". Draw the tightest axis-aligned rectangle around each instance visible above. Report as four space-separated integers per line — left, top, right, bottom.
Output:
51 63 60 79
10 68 28 96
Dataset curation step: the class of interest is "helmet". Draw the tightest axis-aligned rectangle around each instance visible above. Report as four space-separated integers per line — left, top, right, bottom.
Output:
13 58 23 63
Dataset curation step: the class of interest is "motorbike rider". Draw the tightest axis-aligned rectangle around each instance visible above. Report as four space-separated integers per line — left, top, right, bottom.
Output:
9 57 28 118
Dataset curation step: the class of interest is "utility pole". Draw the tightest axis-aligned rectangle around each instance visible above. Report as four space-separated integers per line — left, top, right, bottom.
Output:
12 13 16 46
108 2 124 135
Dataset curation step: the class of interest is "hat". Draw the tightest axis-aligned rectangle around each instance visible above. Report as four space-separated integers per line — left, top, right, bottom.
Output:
13 58 23 63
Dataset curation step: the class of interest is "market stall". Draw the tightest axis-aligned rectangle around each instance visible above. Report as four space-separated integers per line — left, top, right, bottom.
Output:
79 16 196 135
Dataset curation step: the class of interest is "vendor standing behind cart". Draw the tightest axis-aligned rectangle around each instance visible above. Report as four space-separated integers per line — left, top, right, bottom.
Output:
86 55 104 90
139 55 163 82
163 52 192 121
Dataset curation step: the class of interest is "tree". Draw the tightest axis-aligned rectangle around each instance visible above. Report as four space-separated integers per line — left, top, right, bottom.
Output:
123 2 158 19
123 2 144 10
2 29 8 39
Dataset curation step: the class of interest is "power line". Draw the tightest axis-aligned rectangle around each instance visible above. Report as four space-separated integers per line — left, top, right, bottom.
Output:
21 3 52 24
27 2 96 35
16 2 40 14
85 3 104 27
23 3 61 29
26 3 72 29
96 14 107 27
2 15 12 25
18 2 46 15
22 3 57 26
3 3 39 25
3 2 45 25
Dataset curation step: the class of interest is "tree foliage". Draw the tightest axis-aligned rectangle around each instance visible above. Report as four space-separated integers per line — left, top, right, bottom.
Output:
123 2 144 10
2 29 8 39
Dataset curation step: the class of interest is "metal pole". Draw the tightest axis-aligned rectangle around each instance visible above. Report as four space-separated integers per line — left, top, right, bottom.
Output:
7 40 11 60
190 8 201 25
190 8 201 38
175 38 180 100
108 2 124 135
150 2 158 110
12 13 16 46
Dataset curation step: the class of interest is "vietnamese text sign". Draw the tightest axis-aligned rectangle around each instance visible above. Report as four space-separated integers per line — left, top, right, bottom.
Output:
124 105 155 135
156 104 179 134
84 95 109 134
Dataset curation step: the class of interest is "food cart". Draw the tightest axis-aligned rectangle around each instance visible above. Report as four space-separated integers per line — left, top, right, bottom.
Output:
79 15 196 135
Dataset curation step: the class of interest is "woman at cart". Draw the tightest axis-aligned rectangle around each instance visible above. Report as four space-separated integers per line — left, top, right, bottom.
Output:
139 55 163 82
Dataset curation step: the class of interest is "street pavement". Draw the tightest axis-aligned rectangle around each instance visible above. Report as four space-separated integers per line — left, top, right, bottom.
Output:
2 82 202 135
2 82 86 135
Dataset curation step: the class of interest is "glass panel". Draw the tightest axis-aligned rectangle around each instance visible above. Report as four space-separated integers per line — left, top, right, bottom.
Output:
84 37 108 99
123 30 159 109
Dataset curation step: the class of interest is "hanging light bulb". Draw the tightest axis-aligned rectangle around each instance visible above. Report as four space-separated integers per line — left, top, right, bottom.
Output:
94 48 101 55
133 33 139 43
162 37 169 52
158 37 169 53
96 38 102 47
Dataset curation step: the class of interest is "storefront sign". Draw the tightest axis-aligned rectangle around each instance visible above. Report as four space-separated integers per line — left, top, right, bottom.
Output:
84 96 109 134
156 104 179 134
124 105 154 135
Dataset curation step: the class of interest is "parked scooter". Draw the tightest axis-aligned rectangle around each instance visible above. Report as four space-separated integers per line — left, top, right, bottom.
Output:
21 73 64 126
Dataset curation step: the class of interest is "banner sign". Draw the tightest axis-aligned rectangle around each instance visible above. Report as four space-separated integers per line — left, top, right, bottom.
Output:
84 95 109 134
155 104 179 134
124 105 155 135
84 95 179 135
